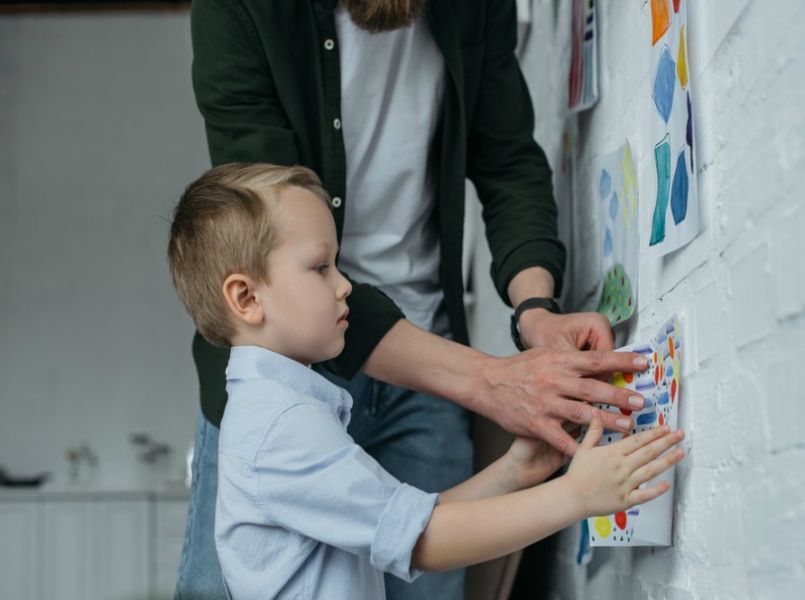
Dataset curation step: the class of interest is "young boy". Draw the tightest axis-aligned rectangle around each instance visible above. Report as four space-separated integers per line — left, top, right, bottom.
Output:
168 163 685 599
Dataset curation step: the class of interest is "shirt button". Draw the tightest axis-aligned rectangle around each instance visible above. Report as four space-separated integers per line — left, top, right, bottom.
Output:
324 39 335 51
333 118 341 130
331 196 342 208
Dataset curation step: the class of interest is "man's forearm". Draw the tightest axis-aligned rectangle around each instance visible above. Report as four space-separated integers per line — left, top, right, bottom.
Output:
362 319 493 416
412 476 583 572
507 266 556 308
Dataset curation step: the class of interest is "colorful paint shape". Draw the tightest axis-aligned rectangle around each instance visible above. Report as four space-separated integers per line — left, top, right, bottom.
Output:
651 0 671 45
621 144 638 227
677 25 688 88
671 150 689 224
615 511 628 530
653 46 676 123
603 228 613 257
650 135 672 246
600 168 612 199
597 264 635 324
593 516 612 538
609 191 620 220
673 0 681 13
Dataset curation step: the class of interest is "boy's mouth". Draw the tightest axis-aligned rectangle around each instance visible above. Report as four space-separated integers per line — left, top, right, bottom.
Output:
337 308 350 324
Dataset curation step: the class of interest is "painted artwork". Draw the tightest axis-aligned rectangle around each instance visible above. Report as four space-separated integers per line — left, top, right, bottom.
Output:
568 0 598 111
595 141 639 325
586 317 682 547
647 0 699 255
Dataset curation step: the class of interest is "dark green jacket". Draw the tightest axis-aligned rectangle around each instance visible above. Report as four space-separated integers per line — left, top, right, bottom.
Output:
190 0 566 426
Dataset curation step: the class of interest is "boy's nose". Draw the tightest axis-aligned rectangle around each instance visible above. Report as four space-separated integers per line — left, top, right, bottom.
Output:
337 272 352 299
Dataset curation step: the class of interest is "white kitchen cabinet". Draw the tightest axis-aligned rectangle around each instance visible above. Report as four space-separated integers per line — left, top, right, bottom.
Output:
0 490 188 600
0 501 39 599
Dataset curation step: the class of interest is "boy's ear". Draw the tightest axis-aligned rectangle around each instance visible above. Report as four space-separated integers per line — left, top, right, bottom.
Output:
222 273 265 326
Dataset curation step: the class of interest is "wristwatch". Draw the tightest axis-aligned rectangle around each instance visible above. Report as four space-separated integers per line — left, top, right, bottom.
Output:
510 297 562 351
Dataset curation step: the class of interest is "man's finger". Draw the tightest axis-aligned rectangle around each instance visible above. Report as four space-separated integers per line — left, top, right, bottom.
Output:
563 350 649 376
542 422 581 457
553 397 633 433
558 376 646 413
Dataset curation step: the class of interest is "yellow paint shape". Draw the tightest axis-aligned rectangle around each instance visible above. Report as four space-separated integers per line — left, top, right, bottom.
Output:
612 372 627 388
621 144 638 227
593 516 612 538
677 25 689 88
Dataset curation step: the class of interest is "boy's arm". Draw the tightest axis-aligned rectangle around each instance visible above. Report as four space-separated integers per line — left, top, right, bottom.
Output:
412 420 685 572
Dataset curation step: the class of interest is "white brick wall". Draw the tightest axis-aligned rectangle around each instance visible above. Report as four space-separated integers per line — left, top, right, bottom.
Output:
467 0 804 597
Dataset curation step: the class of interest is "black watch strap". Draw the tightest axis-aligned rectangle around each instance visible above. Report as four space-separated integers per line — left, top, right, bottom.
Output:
510 297 562 351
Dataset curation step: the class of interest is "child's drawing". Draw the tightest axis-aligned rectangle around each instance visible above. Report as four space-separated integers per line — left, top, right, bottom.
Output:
596 141 639 325
647 0 699 256
568 0 598 111
586 317 682 546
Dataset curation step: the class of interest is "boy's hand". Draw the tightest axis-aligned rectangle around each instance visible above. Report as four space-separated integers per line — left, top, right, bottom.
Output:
506 423 580 489
565 415 685 517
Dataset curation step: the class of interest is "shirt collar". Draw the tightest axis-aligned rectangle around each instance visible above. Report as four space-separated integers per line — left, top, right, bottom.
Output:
226 346 352 421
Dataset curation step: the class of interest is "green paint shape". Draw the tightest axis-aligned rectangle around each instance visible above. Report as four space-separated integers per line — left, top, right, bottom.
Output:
650 135 671 246
597 264 635 325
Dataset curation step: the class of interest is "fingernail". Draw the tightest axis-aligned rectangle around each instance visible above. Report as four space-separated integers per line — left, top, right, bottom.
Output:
628 396 644 409
617 418 631 430
634 356 648 368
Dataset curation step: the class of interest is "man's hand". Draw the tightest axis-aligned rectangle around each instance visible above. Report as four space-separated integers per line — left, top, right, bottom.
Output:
477 347 649 457
518 308 614 352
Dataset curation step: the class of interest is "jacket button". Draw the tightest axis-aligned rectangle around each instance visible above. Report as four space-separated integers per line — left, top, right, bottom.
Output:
333 118 341 130
332 196 342 208
324 39 335 50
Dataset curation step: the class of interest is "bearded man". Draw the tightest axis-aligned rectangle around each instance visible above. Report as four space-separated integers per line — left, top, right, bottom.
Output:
177 1 638 598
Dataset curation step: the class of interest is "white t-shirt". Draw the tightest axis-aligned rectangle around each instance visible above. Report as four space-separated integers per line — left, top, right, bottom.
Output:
335 6 449 334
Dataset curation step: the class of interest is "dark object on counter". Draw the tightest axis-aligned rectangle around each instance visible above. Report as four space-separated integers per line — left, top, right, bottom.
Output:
0 465 50 487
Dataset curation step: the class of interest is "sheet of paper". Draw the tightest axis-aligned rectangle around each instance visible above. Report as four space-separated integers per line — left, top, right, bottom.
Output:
646 0 699 256
595 141 639 325
586 317 681 546
568 0 598 112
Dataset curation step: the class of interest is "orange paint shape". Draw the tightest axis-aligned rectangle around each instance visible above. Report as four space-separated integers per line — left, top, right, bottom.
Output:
668 336 675 359
671 378 677 402
659 412 665 426
677 26 689 88
651 0 671 45
624 371 634 384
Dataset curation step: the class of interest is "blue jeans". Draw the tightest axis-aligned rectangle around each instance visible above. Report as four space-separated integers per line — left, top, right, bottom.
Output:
175 371 473 600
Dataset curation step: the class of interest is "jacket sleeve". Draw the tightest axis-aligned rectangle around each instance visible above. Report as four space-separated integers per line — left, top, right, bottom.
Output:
466 0 567 304
191 0 404 381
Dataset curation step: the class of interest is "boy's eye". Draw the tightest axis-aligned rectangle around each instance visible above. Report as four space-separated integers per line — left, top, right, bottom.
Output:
314 264 329 274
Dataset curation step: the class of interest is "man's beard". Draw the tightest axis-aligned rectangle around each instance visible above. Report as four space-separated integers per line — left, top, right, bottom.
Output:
341 0 428 33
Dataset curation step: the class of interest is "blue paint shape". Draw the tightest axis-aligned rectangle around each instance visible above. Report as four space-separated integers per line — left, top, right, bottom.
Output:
666 365 674 378
658 391 670 405
603 228 613 257
627 509 640 516
637 412 657 426
633 344 653 354
642 399 655 410
671 150 689 224
686 92 694 171
599 169 612 199
653 46 676 123
650 135 672 246
609 191 619 220
636 381 655 392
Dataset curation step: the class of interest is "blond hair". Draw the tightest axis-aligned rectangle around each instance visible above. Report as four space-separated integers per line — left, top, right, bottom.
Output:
168 163 330 347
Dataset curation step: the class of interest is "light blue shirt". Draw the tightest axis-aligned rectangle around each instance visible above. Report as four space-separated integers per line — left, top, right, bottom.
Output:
215 346 440 600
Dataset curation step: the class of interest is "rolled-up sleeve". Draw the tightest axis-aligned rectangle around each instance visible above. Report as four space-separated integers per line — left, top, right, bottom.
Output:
254 403 439 582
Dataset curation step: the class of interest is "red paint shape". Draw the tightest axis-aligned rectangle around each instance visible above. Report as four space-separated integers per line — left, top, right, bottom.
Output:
624 371 634 384
671 379 677 402
615 511 628 530
620 407 633 416
668 336 675 359
659 412 665 426
655 365 660 385
673 0 681 13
